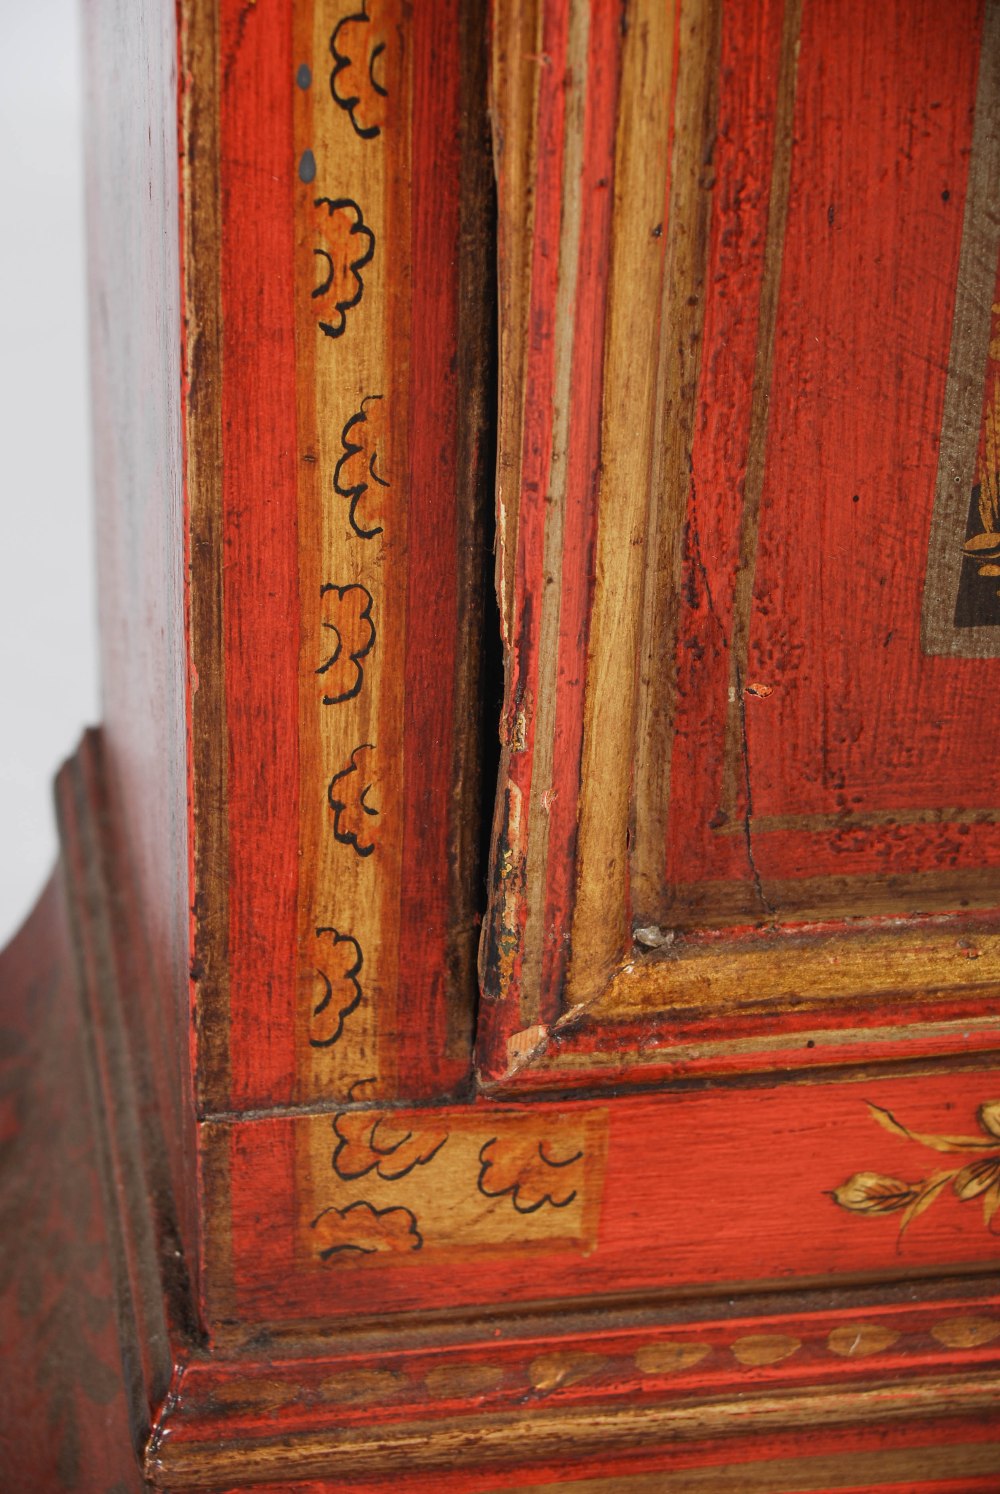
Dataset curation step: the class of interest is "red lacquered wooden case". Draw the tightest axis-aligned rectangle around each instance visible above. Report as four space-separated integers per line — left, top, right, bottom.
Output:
2 1 1000 1489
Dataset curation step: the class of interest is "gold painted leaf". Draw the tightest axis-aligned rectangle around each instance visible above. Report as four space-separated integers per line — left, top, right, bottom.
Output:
962 530 1000 555
529 1352 605 1393
833 1172 914 1213
319 1369 406 1402
954 1157 1000 1201
424 1364 505 1399
978 1100 1000 1138
634 1342 711 1375
931 1316 1000 1349
526 1350 603 1392
731 1334 801 1367
898 1170 957 1236
868 1103 993 1153
826 1324 900 1359
210 1377 288 1409
984 1179 1000 1229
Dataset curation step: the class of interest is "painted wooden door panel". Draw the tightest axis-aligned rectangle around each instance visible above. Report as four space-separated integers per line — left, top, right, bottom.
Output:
479 0 1000 1089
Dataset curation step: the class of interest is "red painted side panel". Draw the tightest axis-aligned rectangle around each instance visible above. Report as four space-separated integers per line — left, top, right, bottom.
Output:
218 1067 1000 1325
219 0 302 1109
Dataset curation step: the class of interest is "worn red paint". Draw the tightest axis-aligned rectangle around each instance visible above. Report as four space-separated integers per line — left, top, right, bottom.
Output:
396 0 471 1097
220 0 300 1107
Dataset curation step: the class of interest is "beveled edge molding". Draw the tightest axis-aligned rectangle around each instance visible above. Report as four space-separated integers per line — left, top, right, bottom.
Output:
145 1371 1000 1488
55 731 191 1455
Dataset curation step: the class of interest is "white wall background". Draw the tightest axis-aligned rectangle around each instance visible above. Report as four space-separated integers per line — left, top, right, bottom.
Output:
0 0 98 946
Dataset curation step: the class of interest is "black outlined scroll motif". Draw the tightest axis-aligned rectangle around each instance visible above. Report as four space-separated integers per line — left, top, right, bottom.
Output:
313 197 375 340
334 396 388 540
309 927 364 1048
328 744 379 856
316 583 375 704
330 3 390 140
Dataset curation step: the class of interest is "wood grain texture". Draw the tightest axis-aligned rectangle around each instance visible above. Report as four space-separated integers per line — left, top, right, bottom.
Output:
569 0 686 1006
478 0 1000 1089
480 0 633 1054
216 1456 1000 1494
182 1447 1000 1494
488 1449 1000 1494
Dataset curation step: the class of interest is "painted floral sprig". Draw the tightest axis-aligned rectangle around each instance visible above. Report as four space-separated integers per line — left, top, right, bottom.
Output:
833 1100 1000 1238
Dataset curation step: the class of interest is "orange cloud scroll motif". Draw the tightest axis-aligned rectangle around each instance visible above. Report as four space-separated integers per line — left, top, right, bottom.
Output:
309 928 363 1049
477 1133 584 1215
316 583 375 705
311 1200 422 1260
328 744 379 857
330 3 392 140
332 1110 448 1181
334 396 388 540
312 197 374 340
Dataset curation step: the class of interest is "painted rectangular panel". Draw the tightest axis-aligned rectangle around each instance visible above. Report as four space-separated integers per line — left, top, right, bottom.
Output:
205 1067 1000 1328
183 0 491 1112
479 0 1000 1086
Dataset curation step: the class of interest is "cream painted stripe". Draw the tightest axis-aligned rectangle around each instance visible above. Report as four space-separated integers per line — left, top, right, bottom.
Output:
630 0 723 922
922 0 1000 658
519 0 591 1024
567 0 679 1007
303 0 399 1099
492 0 544 644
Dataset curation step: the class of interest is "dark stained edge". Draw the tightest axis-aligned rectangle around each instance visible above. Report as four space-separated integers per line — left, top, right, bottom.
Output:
446 0 495 1066
55 733 197 1454
181 0 230 1116
649 863 1000 926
